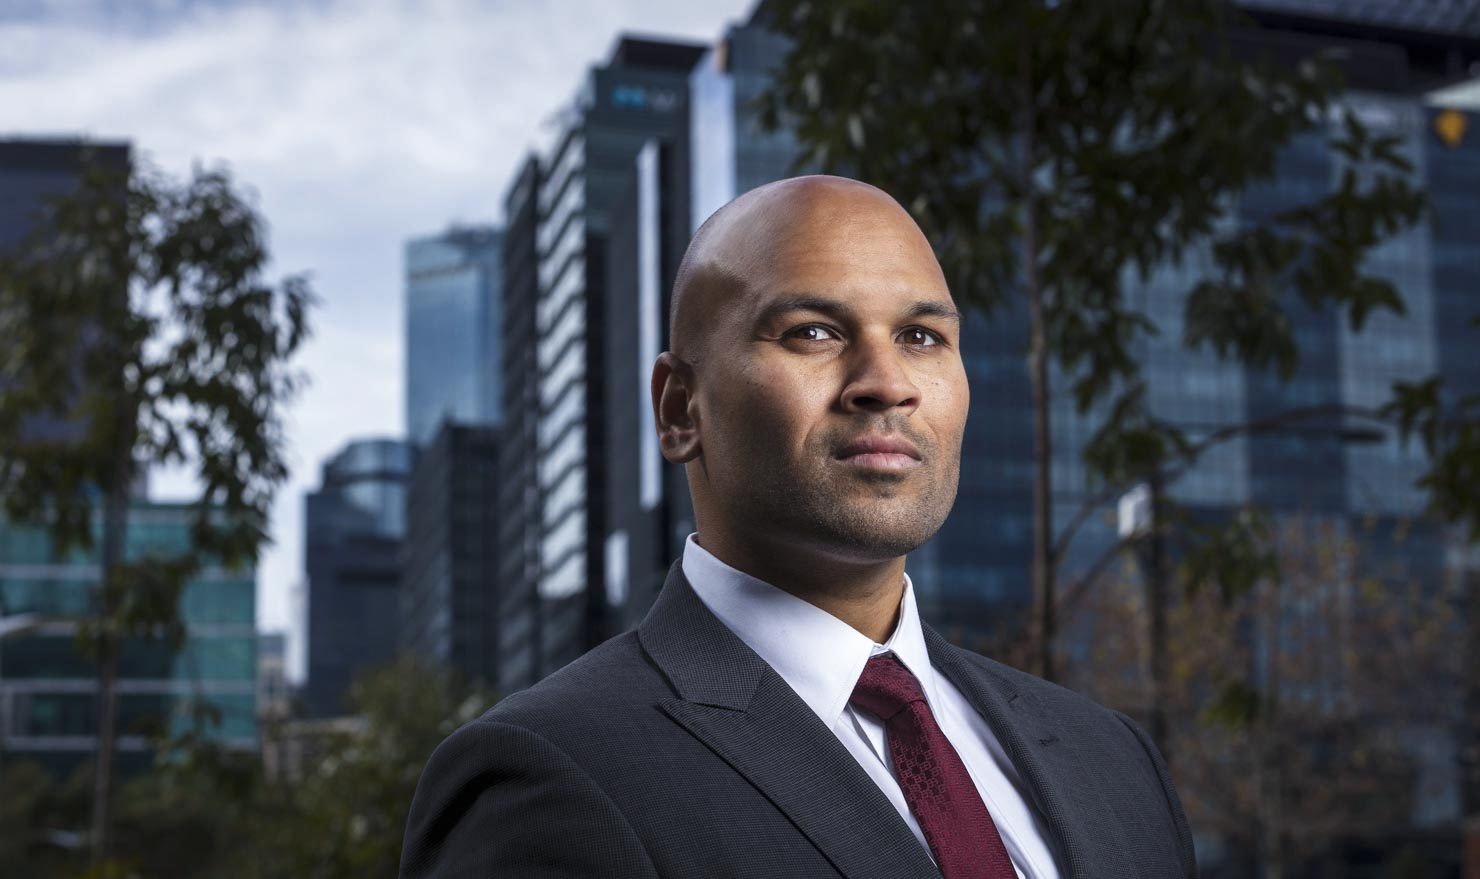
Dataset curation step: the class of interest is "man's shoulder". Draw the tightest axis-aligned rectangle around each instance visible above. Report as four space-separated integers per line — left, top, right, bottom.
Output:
470 630 674 746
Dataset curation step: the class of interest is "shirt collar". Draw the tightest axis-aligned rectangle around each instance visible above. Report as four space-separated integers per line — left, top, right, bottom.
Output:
681 532 938 726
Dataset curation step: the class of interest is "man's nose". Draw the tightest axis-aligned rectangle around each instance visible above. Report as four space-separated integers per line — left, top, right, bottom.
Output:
839 335 921 414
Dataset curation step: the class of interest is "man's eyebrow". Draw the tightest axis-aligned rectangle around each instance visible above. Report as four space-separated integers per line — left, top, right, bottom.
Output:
903 301 962 323
755 295 961 325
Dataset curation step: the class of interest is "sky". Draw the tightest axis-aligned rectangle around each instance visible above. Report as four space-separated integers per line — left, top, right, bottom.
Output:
0 0 752 680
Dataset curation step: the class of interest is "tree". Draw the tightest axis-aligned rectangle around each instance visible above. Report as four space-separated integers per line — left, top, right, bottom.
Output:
244 656 494 879
1070 516 1465 877
757 0 1426 681
0 656 491 879
0 151 314 865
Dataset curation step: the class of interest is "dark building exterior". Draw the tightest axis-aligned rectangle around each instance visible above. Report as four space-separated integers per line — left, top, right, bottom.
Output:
401 422 501 688
600 138 696 634
496 36 707 688
496 157 544 693
302 437 412 717
404 226 504 447
0 138 130 246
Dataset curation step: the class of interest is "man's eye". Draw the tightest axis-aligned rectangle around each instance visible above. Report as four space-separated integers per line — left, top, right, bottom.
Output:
789 324 839 342
899 327 942 347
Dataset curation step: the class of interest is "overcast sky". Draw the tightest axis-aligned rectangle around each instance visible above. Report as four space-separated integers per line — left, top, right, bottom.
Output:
0 0 751 681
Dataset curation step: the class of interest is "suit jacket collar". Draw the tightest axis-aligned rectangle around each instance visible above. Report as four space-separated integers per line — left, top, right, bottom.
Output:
638 561 941 879
637 560 1124 879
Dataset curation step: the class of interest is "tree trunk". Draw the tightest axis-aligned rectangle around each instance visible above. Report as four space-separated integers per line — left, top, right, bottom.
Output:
1020 42 1055 682
90 419 133 867
1146 470 1170 764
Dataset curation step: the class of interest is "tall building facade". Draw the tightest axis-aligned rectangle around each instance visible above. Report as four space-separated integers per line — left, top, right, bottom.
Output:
405 226 504 446
496 36 707 687
0 504 259 779
302 437 412 717
401 422 501 688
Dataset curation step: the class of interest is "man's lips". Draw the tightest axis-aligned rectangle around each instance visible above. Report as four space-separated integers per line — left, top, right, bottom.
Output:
833 435 923 470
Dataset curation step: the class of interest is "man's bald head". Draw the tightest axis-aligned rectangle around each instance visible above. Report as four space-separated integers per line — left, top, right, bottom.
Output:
669 175 946 367
650 172 967 580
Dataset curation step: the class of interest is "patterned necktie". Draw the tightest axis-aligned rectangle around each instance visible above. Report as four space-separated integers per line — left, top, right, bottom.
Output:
849 653 1018 879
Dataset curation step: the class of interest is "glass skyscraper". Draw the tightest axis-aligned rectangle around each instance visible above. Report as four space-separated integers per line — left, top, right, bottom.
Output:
302 437 412 717
0 504 258 779
404 226 504 447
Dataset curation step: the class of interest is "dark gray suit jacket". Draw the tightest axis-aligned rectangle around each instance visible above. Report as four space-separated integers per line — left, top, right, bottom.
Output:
400 563 1196 878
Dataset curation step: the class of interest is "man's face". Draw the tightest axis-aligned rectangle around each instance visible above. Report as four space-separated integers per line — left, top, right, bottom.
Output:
691 189 969 562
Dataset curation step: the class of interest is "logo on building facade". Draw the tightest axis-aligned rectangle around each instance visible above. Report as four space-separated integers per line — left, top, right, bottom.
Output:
610 85 679 113
1434 108 1468 148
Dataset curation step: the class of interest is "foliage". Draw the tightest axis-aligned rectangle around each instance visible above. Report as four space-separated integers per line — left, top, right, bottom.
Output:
0 656 493 879
1070 517 1465 875
243 656 493 879
0 149 314 860
0 151 312 565
1385 368 1480 539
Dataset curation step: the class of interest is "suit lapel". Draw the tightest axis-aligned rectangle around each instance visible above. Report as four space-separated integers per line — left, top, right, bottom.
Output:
639 563 941 879
923 626 1135 879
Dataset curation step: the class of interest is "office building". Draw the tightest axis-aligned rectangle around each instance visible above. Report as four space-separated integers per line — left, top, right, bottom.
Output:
496 36 707 687
405 226 504 446
0 503 258 779
401 422 502 688
0 139 127 243
302 437 412 717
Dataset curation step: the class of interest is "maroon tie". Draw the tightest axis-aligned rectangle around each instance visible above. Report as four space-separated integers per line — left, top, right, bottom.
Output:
850 653 1018 879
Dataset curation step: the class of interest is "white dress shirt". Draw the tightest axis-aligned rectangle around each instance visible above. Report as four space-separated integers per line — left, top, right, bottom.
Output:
683 534 1062 879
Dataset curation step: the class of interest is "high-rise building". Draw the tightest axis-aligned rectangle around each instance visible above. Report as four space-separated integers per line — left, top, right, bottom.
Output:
0 503 259 779
496 36 707 687
405 226 504 447
401 422 501 688
302 437 412 717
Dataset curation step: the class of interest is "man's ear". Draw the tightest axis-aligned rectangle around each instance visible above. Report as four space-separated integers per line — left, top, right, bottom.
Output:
652 351 702 464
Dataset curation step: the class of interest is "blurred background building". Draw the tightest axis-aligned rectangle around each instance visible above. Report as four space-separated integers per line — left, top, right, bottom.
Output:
404 226 504 447
0 502 259 779
401 422 502 687
492 35 707 691
301 437 411 718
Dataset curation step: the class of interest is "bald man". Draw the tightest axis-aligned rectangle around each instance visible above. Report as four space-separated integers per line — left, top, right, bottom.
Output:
399 177 1196 879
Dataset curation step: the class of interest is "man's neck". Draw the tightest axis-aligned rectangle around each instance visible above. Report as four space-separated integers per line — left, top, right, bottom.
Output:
693 530 906 643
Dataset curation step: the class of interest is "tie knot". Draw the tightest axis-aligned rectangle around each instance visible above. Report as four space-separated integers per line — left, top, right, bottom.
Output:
849 653 927 721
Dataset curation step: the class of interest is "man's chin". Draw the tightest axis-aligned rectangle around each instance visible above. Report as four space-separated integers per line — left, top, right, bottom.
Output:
802 505 948 560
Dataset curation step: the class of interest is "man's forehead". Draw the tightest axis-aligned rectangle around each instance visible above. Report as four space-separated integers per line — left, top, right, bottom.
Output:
746 290 961 325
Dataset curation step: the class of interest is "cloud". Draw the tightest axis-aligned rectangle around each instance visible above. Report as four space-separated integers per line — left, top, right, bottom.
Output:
1 0 750 679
